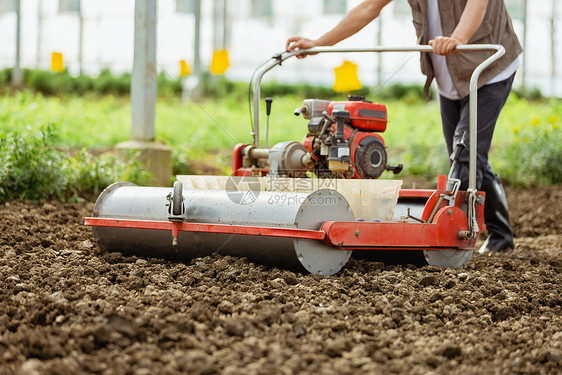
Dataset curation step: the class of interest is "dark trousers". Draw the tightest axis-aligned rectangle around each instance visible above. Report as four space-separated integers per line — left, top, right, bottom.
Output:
439 74 515 189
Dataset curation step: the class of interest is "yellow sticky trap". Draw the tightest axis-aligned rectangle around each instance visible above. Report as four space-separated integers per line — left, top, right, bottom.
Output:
333 60 362 92
180 60 192 77
51 52 64 72
210 49 230 75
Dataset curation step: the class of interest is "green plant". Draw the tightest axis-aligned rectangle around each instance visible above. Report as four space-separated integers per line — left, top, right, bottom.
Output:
0 68 174 97
0 124 66 201
493 114 561 186
395 143 449 180
0 124 152 202
64 148 152 198
0 68 11 85
26 69 60 95
92 69 131 96
172 145 231 178
157 71 182 96
0 90 560 195
512 86 545 102
72 74 96 95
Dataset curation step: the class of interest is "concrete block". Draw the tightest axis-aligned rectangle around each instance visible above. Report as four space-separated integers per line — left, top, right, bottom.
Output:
116 140 172 186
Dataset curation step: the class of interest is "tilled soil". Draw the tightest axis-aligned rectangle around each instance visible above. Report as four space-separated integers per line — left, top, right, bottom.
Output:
0 185 561 375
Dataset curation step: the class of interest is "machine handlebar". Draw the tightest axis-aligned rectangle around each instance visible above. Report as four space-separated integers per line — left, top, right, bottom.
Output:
251 44 506 194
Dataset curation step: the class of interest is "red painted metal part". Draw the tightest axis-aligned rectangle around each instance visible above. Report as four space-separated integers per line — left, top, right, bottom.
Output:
85 217 326 241
233 168 260 177
302 135 314 153
232 143 246 174
421 190 448 221
397 175 448 199
398 189 435 199
327 101 388 132
86 182 485 253
437 174 447 189
321 206 472 251
231 144 270 177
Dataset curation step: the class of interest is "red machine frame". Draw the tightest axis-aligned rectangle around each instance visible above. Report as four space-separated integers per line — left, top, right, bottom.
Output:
85 175 485 254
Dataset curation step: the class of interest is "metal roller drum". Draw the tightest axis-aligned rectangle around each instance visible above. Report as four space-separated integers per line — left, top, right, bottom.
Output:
92 182 355 275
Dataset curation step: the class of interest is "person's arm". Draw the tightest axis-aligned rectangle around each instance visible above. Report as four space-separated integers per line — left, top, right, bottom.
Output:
429 0 488 55
286 0 392 57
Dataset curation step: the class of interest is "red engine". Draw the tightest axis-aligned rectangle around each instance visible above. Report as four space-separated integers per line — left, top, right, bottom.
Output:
328 99 387 132
298 95 402 179
233 95 402 179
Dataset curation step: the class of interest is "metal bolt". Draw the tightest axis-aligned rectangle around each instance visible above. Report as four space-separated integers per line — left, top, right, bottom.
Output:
447 209 452 215
355 230 360 237
458 231 470 240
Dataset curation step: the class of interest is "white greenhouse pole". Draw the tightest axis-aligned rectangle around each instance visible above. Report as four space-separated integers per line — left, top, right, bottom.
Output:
213 0 220 49
13 0 23 87
78 0 84 75
222 0 228 49
36 0 43 68
194 0 201 78
551 0 557 96
521 0 528 90
119 0 171 187
182 0 201 101
131 0 157 141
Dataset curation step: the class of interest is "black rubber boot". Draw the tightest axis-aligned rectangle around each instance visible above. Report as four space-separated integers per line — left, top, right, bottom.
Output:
479 176 515 253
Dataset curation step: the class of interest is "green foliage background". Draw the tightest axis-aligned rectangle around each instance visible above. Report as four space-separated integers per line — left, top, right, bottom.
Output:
0 122 151 202
0 69 560 202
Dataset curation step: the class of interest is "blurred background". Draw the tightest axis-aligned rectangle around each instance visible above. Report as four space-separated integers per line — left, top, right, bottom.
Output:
0 0 560 202
1 0 560 96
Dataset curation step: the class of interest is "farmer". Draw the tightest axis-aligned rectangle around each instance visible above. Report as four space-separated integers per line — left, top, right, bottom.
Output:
286 0 521 254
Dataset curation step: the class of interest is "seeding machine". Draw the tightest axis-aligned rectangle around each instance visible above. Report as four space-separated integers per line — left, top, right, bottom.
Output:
86 45 505 275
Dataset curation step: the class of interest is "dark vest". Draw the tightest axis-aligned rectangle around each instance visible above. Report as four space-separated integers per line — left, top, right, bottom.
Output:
407 0 523 98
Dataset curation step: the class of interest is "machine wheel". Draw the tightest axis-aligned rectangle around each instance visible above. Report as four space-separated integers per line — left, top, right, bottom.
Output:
355 137 387 179
423 249 474 268
172 181 184 216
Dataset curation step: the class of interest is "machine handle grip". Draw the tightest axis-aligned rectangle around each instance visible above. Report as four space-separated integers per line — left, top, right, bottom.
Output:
452 131 467 162
265 97 273 116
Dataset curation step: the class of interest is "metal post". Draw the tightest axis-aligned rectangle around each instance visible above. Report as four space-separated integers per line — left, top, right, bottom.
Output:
182 0 202 102
13 0 23 87
551 0 557 96
131 0 157 141
213 0 220 49
521 0 528 90
119 0 171 186
222 0 228 49
78 0 84 75
36 0 43 68
193 0 201 78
